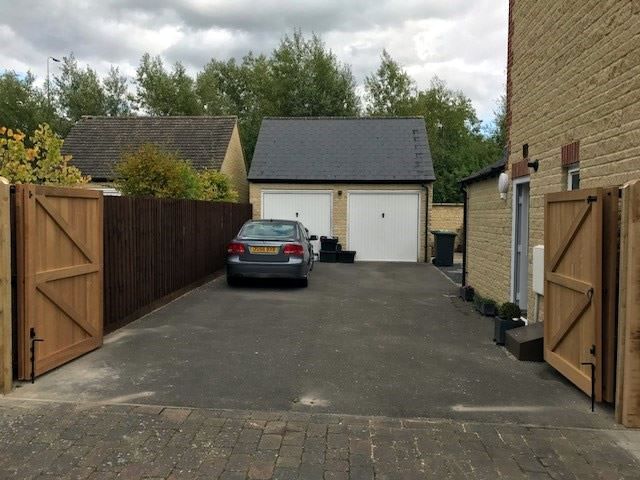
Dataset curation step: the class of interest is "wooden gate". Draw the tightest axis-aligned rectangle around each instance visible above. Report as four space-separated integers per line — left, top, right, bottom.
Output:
544 188 604 400
15 185 103 380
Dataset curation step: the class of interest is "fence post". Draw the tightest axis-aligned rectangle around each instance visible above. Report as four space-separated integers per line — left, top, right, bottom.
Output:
0 177 11 394
617 180 640 426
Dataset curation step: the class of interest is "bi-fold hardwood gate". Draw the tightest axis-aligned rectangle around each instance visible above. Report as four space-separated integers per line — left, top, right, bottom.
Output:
14 185 103 380
544 187 618 403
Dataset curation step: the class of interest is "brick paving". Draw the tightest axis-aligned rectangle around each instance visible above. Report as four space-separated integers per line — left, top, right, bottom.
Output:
1 399 639 479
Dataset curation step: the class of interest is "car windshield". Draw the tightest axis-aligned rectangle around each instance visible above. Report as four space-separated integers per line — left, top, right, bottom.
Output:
239 222 297 240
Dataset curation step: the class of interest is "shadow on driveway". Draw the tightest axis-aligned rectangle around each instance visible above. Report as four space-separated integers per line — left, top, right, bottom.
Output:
11 262 615 429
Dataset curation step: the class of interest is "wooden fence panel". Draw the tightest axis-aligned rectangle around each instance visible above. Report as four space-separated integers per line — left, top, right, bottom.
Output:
103 197 251 332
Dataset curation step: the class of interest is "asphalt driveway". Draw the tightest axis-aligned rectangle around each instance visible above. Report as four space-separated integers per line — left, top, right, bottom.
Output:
11 263 616 429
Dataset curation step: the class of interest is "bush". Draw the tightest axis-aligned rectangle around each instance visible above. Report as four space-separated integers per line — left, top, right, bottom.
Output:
498 302 522 320
0 124 88 185
115 144 202 199
199 169 238 202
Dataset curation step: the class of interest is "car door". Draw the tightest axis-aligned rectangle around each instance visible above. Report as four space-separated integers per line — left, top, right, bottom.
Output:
299 225 313 269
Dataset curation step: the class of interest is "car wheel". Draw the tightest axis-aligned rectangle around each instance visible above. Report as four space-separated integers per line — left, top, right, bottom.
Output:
298 277 309 288
227 276 239 287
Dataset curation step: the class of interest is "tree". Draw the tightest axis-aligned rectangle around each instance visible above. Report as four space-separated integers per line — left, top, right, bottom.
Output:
115 144 202 199
268 31 359 117
0 124 88 185
0 71 49 136
103 66 133 116
135 54 201 115
199 170 238 202
364 50 416 115
490 94 507 149
54 54 107 121
414 78 501 202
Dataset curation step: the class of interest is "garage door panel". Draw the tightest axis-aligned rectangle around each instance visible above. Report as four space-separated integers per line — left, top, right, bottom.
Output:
348 192 419 262
262 192 332 251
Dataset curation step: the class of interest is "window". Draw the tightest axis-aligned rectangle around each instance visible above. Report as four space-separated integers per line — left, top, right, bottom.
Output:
567 167 580 191
239 222 297 240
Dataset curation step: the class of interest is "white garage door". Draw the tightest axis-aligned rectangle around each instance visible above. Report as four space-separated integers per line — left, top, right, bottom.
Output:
262 191 332 250
348 191 420 262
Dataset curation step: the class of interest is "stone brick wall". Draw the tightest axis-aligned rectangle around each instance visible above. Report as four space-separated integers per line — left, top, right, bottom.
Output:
249 183 431 262
220 124 249 202
429 203 463 250
465 178 512 304
508 0 640 316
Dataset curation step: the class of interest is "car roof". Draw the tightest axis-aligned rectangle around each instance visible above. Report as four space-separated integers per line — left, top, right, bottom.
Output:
245 219 299 225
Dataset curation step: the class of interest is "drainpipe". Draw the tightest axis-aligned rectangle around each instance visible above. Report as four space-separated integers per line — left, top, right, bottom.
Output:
461 183 468 286
421 183 430 262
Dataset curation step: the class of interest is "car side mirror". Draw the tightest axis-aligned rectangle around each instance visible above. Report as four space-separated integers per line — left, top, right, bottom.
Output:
309 235 318 241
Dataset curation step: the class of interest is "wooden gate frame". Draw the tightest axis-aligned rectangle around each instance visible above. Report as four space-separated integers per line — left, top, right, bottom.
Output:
15 185 103 380
544 188 603 401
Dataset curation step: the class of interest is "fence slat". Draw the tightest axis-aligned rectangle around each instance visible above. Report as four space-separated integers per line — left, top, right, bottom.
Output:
103 197 251 332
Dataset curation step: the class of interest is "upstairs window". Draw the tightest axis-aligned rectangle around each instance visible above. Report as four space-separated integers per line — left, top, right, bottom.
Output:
567 166 580 191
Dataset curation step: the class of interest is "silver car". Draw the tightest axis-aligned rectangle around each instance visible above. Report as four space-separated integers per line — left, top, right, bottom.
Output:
226 219 316 287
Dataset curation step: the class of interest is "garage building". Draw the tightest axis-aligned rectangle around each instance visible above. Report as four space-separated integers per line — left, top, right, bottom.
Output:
248 117 435 262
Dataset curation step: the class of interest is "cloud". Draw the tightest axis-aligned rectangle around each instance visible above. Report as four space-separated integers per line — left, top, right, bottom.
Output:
0 0 507 122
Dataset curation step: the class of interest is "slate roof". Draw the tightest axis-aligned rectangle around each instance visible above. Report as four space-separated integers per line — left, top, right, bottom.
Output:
460 151 507 186
247 117 435 183
62 116 237 180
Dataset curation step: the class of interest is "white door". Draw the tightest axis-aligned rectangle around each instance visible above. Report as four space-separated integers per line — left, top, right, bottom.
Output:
262 191 332 252
348 192 420 262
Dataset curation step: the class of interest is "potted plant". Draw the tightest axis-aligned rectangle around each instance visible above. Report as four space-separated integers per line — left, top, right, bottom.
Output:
459 285 474 302
493 302 525 345
474 294 497 316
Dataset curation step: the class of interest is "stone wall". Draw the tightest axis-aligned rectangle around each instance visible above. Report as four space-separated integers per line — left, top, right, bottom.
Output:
465 178 512 304
508 0 640 315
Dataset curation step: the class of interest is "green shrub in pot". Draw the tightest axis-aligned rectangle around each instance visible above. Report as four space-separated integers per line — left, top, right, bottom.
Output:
498 302 522 320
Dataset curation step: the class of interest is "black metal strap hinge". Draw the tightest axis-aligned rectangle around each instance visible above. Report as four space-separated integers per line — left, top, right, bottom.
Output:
586 195 598 203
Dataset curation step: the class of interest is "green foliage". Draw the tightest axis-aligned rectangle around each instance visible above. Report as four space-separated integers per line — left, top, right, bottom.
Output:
490 94 507 149
0 71 50 136
199 170 238 202
364 50 416 116
103 66 133 116
54 54 107 122
115 144 202 199
0 124 88 185
136 54 201 115
498 302 522 320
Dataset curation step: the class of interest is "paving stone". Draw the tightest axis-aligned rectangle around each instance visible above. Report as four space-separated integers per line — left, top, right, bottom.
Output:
0 399 638 480
259 434 283 450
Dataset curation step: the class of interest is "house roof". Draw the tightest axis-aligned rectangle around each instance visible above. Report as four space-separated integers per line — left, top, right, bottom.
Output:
247 117 435 183
62 116 237 180
460 151 507 186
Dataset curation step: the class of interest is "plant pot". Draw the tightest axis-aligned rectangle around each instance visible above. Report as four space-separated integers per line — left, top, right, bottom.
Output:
493 317 526 345
459 285 474 302
476 302 497 317
320 237 339 252
319 250 338 262
337 250 356 263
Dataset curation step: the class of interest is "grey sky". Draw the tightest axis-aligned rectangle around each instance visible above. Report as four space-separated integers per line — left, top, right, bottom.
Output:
0 0 507 123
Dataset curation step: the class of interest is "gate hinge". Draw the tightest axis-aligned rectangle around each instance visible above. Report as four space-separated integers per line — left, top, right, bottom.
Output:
586 195 597 203
590 344 596 356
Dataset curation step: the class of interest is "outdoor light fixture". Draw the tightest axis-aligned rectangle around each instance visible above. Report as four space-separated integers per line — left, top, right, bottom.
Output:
498 172 509 199
337 190 343 196
527 159 540 172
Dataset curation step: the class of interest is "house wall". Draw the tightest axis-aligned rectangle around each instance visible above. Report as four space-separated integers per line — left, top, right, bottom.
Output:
507 0 640 318
465 178 512 304
429 203 463 250
220 124 249 202
250 183 432 262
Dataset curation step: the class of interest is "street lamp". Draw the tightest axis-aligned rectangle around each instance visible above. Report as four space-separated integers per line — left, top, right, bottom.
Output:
46 56 61 108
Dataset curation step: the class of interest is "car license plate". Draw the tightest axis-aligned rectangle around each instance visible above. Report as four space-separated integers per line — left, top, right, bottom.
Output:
249 246 278 254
